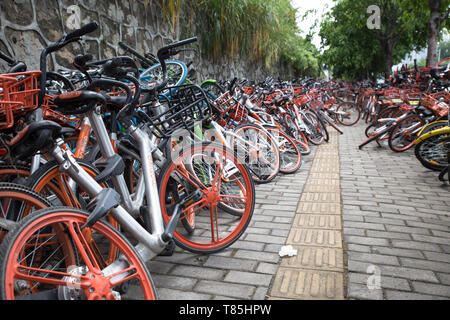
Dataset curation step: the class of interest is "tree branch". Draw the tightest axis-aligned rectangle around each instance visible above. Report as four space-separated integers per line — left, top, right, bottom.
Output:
440 7 450 22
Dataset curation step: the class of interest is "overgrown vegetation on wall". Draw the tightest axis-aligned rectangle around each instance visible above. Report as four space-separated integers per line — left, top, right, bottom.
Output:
151 0 322 78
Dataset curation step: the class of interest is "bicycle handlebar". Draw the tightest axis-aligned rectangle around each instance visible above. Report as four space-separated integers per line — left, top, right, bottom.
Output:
118 41 157 68
39 22 99 105
64 22 98 42
0 51 15 65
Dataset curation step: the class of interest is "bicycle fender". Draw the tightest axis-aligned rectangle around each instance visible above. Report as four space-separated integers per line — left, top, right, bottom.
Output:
414 126 450 144
416 120 448 137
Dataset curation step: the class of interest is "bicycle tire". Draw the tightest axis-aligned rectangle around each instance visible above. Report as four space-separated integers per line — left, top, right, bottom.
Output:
158 142 255 254
140 60 188 88
0 182 51 242
264 127 302 174
0 207 157 300
388 115 424 152
336 102 360 126
414 133 450 171
231 123 280 184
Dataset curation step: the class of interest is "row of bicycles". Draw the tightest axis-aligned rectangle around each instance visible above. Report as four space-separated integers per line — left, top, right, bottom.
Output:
0 22 358 300
353 60 449 184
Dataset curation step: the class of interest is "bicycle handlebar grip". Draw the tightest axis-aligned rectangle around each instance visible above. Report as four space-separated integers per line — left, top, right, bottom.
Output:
74 54 93 68
118 41 130 50
65 22 99 42
0 51 15 65
165 37 198 50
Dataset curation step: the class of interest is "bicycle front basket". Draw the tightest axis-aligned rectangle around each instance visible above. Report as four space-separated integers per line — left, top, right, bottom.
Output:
146 84 212 138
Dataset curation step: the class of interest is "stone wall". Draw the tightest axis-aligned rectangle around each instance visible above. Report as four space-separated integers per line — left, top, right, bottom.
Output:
0 0 293 81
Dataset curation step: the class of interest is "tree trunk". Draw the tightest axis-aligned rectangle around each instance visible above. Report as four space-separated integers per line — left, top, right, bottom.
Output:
380 39 394 78
426 0 442 66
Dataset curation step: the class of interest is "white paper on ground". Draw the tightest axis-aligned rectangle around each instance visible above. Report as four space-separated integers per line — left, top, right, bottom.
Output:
278 245 298 257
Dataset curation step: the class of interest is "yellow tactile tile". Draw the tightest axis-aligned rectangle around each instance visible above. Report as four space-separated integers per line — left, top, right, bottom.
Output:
269 268 344 300
293 214 342 230
267 125 345 300
280 246 344 272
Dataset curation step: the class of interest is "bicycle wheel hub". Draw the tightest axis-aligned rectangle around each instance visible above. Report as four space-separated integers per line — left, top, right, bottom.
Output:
204 187 219 205
84 271 118 300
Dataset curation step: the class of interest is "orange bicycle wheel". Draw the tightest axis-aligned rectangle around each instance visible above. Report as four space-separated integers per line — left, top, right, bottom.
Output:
0 207 156 300
158 142 255 254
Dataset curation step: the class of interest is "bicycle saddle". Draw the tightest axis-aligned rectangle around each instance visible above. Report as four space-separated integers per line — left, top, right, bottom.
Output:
8 120 62 160
52 90 107 115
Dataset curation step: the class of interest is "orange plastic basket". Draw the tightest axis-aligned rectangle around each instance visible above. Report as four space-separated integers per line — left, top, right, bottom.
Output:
212 91 238 115
212 91 248 127
42 96 82 129
0 71 41 130
422 95 449 118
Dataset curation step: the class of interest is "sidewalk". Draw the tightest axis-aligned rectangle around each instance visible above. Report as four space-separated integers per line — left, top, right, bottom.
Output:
149 144 317 299
145 122 450 300
340 123 450 300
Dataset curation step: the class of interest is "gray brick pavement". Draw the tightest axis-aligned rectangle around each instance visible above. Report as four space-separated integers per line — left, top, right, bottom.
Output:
133 121 449 300
340 123 450 300
147 147 317 300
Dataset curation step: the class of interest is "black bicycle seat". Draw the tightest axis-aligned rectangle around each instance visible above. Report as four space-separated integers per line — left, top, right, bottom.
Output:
104 95 128 109
8 120 62 160
53 90 107 115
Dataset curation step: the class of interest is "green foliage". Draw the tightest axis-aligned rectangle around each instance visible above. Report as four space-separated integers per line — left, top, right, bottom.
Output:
319 0 431 80
438 39 450 60
153 0 321 77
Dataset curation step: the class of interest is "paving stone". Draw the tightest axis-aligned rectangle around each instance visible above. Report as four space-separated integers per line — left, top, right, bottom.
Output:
157 288 212 300
344 235 389 247
300 192 341 203
364 216 406 226
152 274 197 291
385 225 431 235
411 282 450 297
269 267 344 300
280 246 344 272
410 234 450 245
346 243 371 253
399 258 450 273
204 256 257 272
287 228 343 248
343 221 386 231
347 272 411 291
384 290 447 300
256 262 279 274
253 221 291 230
347 282 383 300
253 286 269 300
365 230 412 240
230 240 265 251
224 271 272 286
422 251 450 263
347 252 400 266
296 202 342 215
233 249 280 263
293 214 342 230
391 240 442 252
343 227 366 236
245 234 286 245
437 273 450 285
371 246 425 259
347 260 439 283
195 280 255 299
169 265 226 281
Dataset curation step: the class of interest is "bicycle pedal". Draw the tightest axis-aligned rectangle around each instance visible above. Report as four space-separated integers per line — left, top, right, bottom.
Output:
158 239 175 257
81 188 121 229
94 154 125 183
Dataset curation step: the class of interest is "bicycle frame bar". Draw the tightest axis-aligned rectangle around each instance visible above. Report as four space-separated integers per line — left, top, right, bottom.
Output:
50 142 166 258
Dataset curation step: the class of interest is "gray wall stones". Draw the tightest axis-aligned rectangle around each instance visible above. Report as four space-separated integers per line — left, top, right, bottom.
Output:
0 0 293 81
